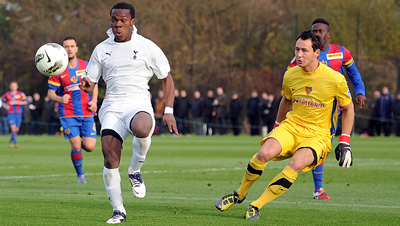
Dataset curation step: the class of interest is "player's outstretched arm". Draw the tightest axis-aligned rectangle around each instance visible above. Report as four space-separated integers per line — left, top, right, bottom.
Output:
88 83 98 113
274 97 293 125
162 73 178 136
79 77 97 94
335 101 354 168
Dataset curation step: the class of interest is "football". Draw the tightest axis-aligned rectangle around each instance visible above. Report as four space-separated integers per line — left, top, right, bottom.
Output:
35 43 68 77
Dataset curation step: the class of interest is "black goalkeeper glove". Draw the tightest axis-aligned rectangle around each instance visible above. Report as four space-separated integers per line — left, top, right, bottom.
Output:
335 135 353 168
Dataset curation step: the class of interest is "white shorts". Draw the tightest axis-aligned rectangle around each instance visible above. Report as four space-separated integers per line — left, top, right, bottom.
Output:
99 100 155 141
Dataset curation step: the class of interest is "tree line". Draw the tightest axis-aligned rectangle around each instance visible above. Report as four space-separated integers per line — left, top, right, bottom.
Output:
1 0 400 121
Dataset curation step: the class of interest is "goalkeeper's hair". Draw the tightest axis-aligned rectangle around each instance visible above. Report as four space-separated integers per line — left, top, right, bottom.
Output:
296 30 322 52
111 2 135 19
312 18 330 30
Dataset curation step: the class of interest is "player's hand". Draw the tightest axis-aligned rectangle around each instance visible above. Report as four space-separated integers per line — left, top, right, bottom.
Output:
61 94 70 104
355 94 367 109
88 100 97 112
4 104 10 110
79 77 92 91
163 114 179 136
335 134 353 168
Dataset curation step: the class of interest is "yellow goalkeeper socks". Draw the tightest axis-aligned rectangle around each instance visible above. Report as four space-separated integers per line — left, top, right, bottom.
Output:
251 165 298 209
237 154 268 199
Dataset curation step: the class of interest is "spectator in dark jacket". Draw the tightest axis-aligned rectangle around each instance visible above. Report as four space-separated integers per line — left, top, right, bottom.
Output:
259 92 278 136
43 96 59 135
30 92 43 135
192 90 205 135
0 101 9 135
229 91 243 136
177 89 191 135
377 86 394 137
214 87 227 135
247 90 260 136
393 91 400 136
204 90 216 135
367 90 381 136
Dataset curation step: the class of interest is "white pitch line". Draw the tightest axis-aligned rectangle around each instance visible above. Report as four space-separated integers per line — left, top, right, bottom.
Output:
1 160 400 179
147 196 400 209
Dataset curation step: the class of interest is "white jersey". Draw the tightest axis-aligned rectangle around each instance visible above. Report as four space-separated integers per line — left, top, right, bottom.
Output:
83 25 170 108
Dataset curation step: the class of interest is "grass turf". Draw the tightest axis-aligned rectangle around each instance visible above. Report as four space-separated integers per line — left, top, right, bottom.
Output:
0 134 399 225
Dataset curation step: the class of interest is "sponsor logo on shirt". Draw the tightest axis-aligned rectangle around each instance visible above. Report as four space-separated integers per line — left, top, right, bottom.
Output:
76 70 85 77
295 99 325 108
326 52 343 60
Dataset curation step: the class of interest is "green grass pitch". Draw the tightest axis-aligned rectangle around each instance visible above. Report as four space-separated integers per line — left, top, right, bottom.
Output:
0 134 399 225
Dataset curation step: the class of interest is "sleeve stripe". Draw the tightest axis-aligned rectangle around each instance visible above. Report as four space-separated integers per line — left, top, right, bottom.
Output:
48 80 61 86
343 58 353 66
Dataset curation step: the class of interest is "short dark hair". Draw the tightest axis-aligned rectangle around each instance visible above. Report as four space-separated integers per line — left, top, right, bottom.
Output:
62 36 77 46
312 18 329 27
110 2 135 19
296 30 322 52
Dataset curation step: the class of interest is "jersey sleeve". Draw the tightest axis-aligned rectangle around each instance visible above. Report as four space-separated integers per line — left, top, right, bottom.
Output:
48 75 61 91
342 46 365 96
83 45 103 83
336 76 352 107
287 56 298 69
20 92 29 103
147 40 171 80
281 72 292 101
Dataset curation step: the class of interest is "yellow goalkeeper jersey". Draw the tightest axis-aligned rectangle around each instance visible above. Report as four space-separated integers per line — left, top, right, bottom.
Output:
282 63 352 138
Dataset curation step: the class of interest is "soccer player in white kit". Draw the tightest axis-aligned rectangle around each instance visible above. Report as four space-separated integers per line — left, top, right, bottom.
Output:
79 2 178 224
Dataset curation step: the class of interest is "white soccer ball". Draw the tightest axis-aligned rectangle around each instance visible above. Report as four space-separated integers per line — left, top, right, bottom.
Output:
35 43 68 77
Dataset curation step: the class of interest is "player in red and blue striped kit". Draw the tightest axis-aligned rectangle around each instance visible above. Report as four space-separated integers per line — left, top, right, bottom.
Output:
288 18 366 200
48 36 98 184
1 81 29 148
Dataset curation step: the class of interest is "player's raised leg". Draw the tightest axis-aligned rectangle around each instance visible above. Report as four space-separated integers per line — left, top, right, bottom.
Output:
215 138 280 212
128 112 154 199
246 148 313 220
102 129 126 224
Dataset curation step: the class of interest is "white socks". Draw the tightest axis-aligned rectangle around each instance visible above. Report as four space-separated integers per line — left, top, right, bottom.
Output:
129 136 151 174
103 167 126 214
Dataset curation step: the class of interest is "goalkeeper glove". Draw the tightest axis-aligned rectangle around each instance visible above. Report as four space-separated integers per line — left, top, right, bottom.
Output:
335 134 353 168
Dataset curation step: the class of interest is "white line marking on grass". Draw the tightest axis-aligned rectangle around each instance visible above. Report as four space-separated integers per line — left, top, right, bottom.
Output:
147 196 400 209
1 160 400 179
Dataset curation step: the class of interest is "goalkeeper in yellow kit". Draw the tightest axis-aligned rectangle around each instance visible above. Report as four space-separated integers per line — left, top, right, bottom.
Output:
215 30 355 220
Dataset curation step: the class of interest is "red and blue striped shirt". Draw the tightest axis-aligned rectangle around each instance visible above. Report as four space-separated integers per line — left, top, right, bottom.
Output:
1 91 28 114
48 58 94 118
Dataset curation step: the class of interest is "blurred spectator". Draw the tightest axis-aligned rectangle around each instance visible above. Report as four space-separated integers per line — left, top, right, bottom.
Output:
229 91 243 136
247 90 260 136
30 92 43 135
192 90 205 135
173 89 180 133
393 91 400 136
204 90 216 135
43 96 59 135
0 100 9 135
176 89 191 135
259 92 272 136
377 86 394 137
20 96 33 135
155 90 166 136
367 90 381 136
214 87 227 136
